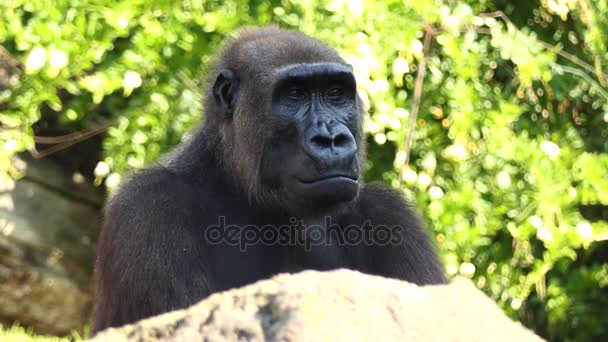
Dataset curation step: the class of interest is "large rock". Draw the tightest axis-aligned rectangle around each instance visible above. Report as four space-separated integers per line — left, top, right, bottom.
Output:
90 270 542 341
0 156 102 335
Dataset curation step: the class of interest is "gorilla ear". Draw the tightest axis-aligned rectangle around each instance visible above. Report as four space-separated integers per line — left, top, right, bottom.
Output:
212 69 238 118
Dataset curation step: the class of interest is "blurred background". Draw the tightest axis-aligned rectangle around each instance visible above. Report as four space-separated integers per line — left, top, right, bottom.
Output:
0 0 607 341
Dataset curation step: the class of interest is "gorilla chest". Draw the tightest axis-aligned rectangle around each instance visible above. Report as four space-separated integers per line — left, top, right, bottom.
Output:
203 225 349 292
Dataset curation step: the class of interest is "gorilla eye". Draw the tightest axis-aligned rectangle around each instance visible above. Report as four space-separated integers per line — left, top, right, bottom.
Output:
286 86 307 101
327 86 345 100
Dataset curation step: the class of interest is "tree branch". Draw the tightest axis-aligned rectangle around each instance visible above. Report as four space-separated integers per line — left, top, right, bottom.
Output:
399 25 434 186
30 121 113 159
479 11 608 81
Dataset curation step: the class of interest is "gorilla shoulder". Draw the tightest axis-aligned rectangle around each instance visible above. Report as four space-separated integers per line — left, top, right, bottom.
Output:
103 167 200 231
352 182 425 227
349 182 444 284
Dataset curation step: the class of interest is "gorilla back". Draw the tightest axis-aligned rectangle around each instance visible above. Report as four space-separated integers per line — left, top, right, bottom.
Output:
92 27 445 333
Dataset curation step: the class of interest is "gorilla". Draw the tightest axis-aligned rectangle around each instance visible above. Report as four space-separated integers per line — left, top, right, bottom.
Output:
92 27 445 333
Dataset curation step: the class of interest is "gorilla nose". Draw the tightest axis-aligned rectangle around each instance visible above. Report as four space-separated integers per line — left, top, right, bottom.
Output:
304 124 357 166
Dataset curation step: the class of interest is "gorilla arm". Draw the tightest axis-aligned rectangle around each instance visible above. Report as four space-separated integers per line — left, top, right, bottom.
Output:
345 183 447 285
92 168 210 332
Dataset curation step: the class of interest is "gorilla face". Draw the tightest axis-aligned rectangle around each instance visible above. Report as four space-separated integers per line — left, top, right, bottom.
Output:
212 56 363 216
265 62 361 212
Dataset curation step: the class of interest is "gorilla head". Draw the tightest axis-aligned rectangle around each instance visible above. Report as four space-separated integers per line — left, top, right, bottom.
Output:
203 27 365 216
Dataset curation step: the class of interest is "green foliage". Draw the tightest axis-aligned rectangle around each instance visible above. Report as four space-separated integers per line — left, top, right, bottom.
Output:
1 0 607 341
0 324 79 342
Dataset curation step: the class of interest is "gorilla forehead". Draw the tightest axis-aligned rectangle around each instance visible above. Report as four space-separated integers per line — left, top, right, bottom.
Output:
218 27 347 81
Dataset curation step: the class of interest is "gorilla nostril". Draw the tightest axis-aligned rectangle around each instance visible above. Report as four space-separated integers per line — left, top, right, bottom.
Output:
334 133 349 147
311 133 352 151
311 135 333 148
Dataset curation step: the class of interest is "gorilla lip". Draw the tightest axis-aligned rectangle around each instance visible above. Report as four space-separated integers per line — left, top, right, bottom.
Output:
294 174 360 202
297 174 358 184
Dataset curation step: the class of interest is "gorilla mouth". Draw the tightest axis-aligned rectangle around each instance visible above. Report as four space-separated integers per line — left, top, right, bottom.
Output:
294 174 359 203
297 174 358 184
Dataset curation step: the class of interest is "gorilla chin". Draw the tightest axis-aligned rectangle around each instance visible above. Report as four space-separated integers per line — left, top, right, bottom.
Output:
294 174 360 204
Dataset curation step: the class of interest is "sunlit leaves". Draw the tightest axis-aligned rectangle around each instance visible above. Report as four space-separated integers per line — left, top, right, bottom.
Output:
123 71 142 96
24 46 46 73
490 22 554 86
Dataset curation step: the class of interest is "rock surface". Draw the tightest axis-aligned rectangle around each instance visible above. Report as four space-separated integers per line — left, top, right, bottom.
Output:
0 156 102 335
90 269 543 342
